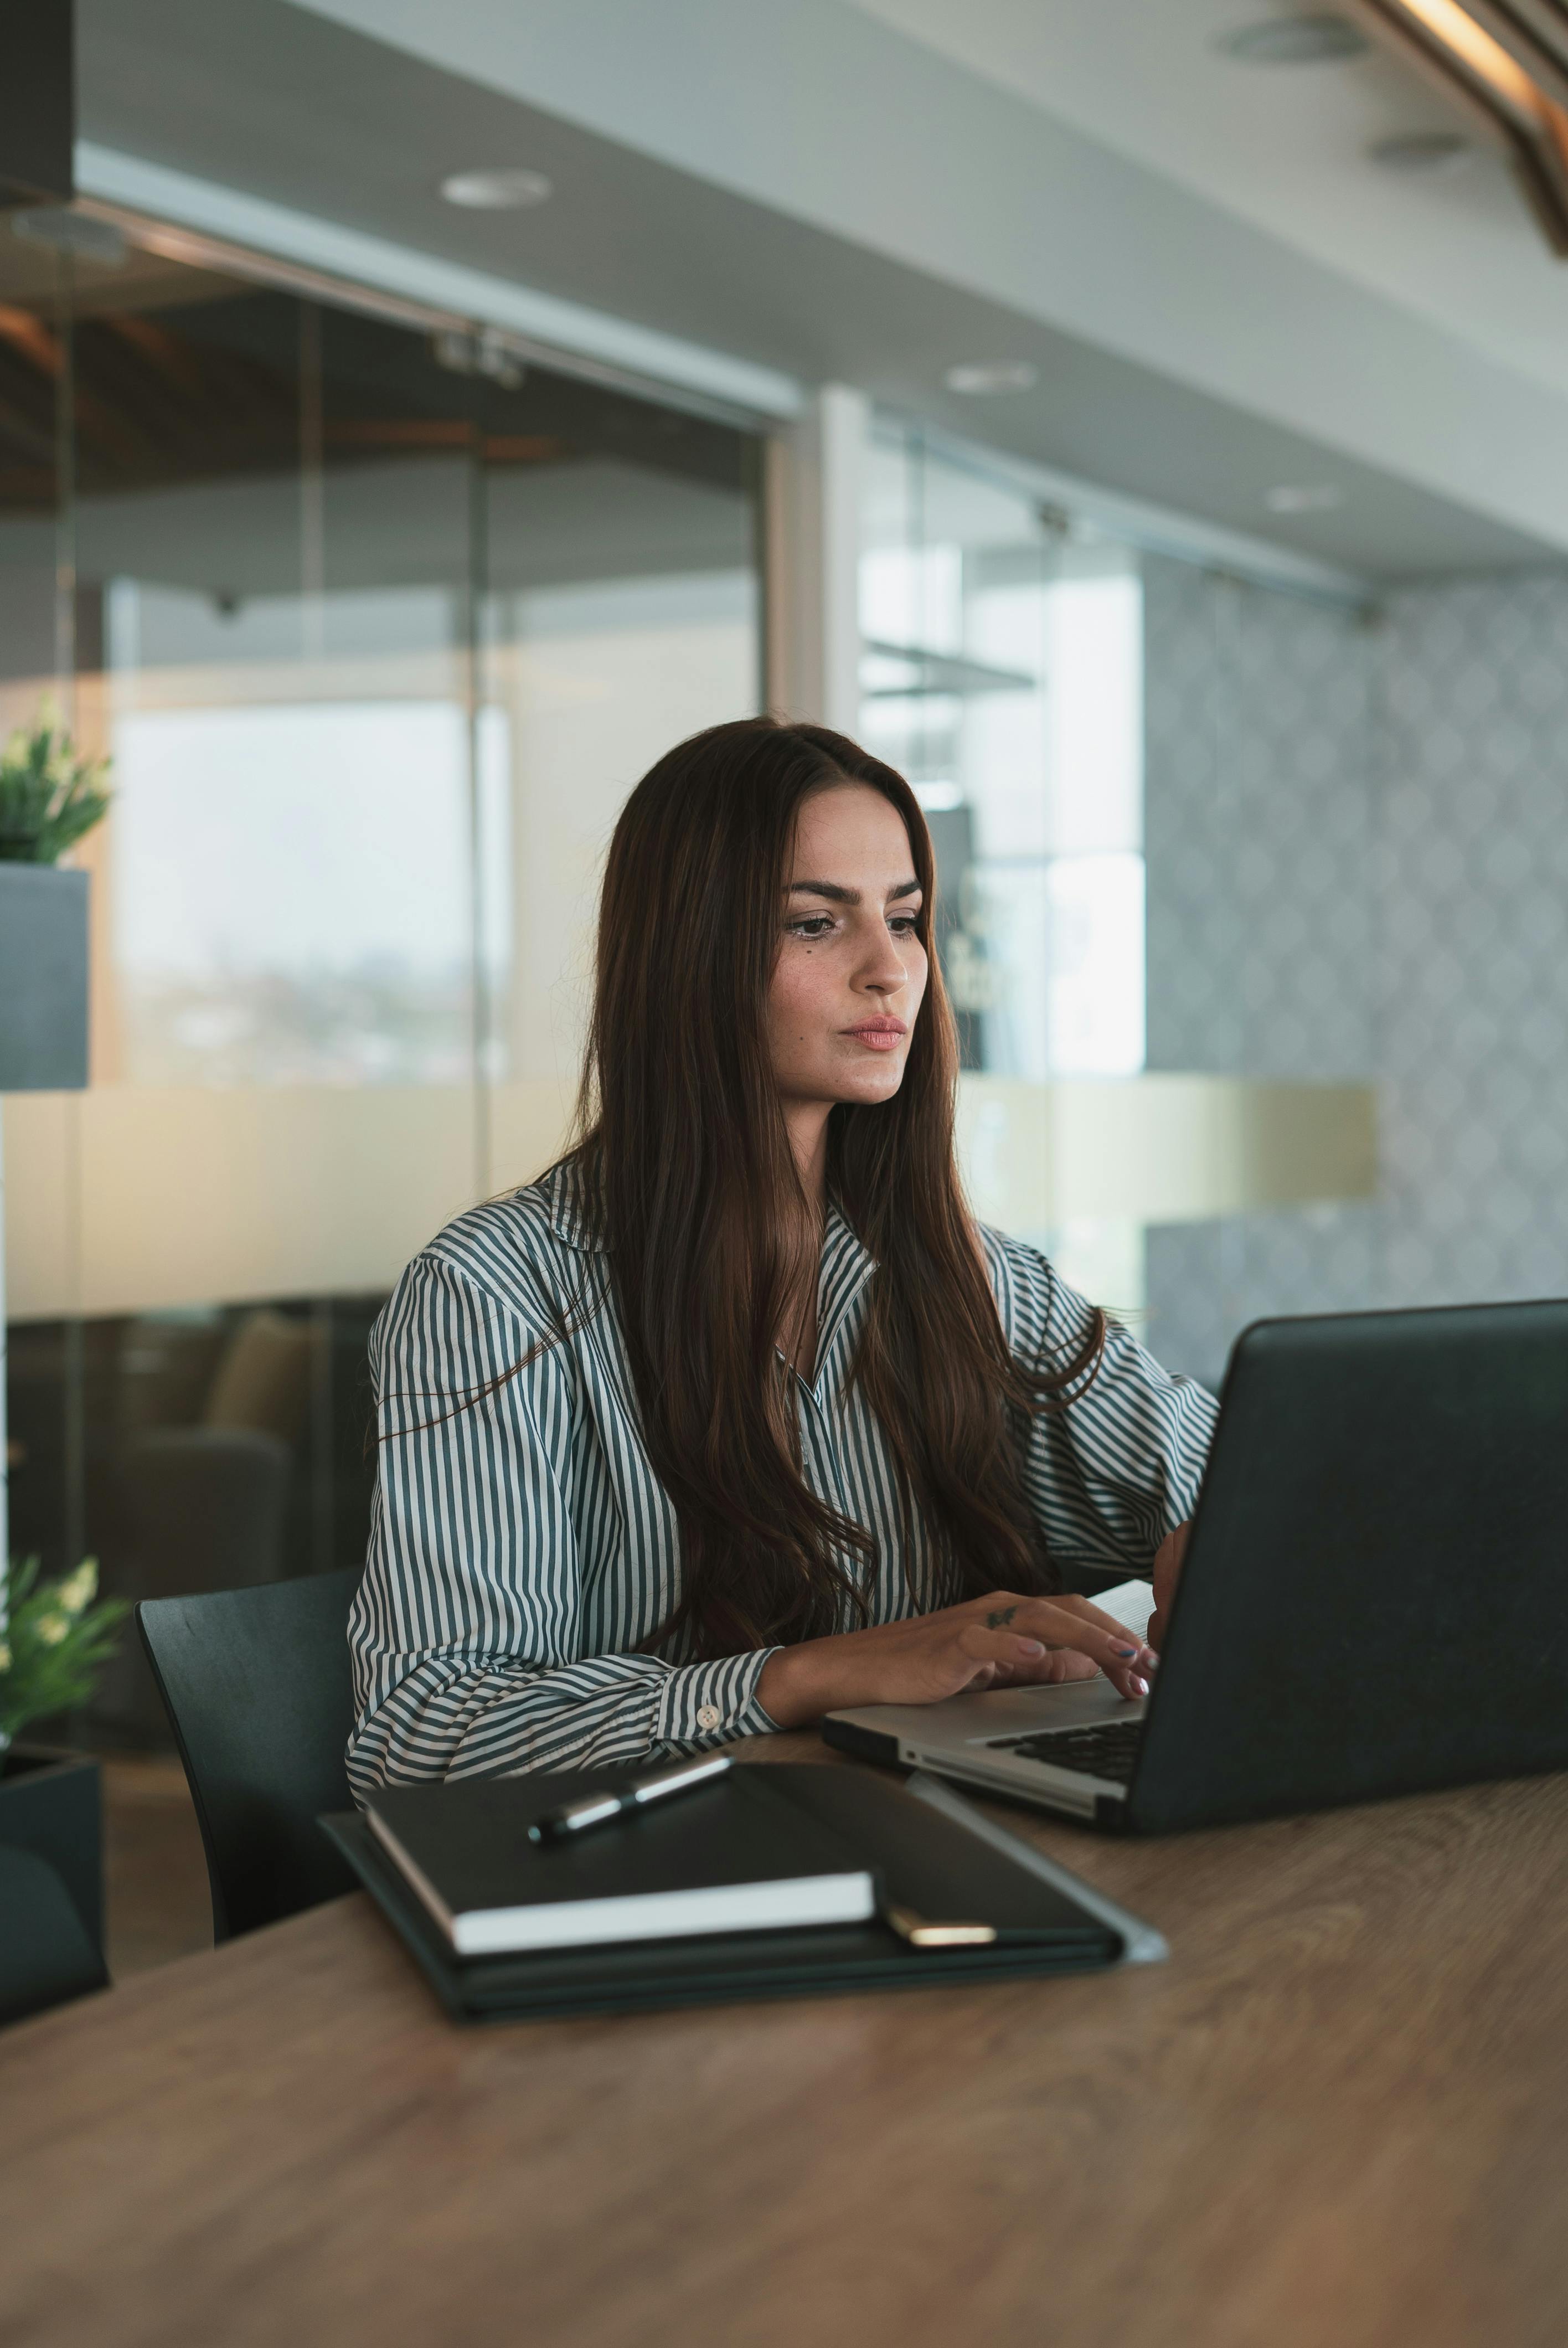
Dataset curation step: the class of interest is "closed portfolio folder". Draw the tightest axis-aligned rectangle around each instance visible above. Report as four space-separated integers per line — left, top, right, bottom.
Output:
321 1763 1164 2023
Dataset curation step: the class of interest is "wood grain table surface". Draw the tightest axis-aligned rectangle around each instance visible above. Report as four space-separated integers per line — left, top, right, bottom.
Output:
5 1732 1568 2348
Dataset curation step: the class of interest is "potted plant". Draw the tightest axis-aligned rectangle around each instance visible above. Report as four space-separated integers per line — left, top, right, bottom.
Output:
0 713 109 1091
1 1559 128 1961
0 713 111 864
0 717 116 1954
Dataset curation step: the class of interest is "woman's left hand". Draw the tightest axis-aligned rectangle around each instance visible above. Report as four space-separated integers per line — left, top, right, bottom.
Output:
1147 1522 1191 1653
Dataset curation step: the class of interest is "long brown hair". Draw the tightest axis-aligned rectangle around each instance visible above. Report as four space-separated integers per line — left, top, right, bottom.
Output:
564 716 1103 1659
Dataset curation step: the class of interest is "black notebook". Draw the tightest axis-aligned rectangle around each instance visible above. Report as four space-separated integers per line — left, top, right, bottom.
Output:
324 1764 1165 2023
366 1769 875 1955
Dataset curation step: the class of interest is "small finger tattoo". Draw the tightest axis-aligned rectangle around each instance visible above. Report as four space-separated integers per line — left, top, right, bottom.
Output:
986 1604 1019 1629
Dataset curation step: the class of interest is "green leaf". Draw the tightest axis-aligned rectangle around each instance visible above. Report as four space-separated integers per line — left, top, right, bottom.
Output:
0 711 112 866
1 1554 128 1738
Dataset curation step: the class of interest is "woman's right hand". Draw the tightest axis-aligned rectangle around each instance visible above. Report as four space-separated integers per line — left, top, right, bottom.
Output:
756 1590 1157 1729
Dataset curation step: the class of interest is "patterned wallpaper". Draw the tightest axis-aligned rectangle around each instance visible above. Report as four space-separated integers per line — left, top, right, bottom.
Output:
1142 556 1568 1388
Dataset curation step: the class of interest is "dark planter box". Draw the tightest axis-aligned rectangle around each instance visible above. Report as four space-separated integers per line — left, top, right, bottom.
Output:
0 1744 104 1955
0 863 89 1090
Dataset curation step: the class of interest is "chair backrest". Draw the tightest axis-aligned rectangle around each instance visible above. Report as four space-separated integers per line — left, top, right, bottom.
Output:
137 1567 360 1942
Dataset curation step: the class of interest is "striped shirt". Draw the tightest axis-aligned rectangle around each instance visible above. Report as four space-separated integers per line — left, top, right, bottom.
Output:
347 1162 1218 1799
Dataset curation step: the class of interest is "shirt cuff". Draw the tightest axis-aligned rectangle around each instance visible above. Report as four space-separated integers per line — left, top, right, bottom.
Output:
653 1648 784 1749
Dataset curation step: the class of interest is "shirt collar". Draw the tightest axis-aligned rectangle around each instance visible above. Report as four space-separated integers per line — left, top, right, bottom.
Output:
813 1205 879 1384
543 1160 879 1329
543 1157 607 1254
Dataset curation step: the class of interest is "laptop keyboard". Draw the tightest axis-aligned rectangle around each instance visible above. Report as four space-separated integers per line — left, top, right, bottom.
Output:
997 1719 1144 1783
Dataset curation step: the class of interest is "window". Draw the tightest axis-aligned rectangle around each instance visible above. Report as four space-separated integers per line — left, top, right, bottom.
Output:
860 426 1145 1307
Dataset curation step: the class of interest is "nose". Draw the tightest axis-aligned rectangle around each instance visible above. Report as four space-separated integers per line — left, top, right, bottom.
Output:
857 927 911 997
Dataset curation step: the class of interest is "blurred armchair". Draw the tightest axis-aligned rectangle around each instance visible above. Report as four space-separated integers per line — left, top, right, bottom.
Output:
92 1309 319 1743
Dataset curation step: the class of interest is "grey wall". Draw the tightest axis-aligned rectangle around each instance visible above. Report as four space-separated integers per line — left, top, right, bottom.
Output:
1143 556 1568 1387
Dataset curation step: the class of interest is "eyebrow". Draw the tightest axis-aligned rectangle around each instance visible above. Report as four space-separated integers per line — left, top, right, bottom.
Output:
787 877 921 905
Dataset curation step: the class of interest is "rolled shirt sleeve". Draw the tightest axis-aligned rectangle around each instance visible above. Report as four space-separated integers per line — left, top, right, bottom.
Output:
346 1249 779 1801
983 1227 1219 1581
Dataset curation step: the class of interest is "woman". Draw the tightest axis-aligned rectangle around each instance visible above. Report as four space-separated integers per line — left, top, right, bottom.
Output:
347 719 1216 1795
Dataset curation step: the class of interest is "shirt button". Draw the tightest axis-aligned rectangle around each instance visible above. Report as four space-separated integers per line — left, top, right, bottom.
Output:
696 1703 722 1731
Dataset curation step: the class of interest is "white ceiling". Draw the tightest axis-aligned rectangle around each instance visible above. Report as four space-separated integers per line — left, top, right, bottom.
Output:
846 0 1568 401
78 0 1568 574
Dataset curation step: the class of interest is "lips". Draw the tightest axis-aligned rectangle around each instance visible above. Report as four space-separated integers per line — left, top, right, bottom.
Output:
844 1020 907 1050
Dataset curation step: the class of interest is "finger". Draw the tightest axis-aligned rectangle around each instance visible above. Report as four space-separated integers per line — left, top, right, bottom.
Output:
990 1649 1081 1686
957 1626 1050 1670
989 1640 1143 1700
1049 1593 1160 1654
999 1649 1100 1687
958 1631 1115 1697
977 1590 1154 1669
1154 1523 1190 1579
1063 1604 1159 1679
958 1613 1152 1700
1012 1601 1158 1698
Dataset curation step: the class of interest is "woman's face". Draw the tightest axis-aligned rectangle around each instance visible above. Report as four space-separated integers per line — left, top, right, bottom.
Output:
767 782 930 1115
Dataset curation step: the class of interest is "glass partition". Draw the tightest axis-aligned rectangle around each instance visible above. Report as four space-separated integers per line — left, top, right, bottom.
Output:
861 428 1144 1083
0 212 762 1742
859 422 1385 1356
861 424 1146 1308
864 420 1476 1402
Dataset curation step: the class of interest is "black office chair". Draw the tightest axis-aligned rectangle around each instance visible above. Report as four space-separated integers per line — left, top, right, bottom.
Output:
136 1567 361 1942
0 1845 109 2026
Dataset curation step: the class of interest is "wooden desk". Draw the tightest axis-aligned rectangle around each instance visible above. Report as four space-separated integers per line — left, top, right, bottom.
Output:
5 1736 1567 2348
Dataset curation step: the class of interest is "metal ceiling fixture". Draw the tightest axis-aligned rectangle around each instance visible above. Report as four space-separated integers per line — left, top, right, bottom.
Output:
1344 2 1568 250
1366 127 1474 166
1217 14 1371 63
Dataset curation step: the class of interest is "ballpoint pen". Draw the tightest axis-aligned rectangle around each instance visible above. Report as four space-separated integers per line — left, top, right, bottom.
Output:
528 1750 733 1844
528 1757 998 1943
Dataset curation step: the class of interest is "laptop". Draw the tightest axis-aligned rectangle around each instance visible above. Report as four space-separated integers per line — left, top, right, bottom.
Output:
823 1301 1568 1833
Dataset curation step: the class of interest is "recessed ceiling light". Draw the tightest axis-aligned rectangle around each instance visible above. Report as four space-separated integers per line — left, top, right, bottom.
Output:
440 168 553 210
1217 14 1369 65
1265 483 1345 513
1368 129 1473 173
943 361 1039 395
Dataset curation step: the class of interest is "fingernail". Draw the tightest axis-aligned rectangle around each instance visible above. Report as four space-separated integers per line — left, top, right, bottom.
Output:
1019 1639 1046 1656
1114 1644 1138 1657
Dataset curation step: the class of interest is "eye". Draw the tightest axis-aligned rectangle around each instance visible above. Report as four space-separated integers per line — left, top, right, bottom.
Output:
786 914 837 940
889 912 921 937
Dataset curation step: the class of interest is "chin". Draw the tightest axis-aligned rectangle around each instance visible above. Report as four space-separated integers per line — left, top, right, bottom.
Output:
835 1064 907 1107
